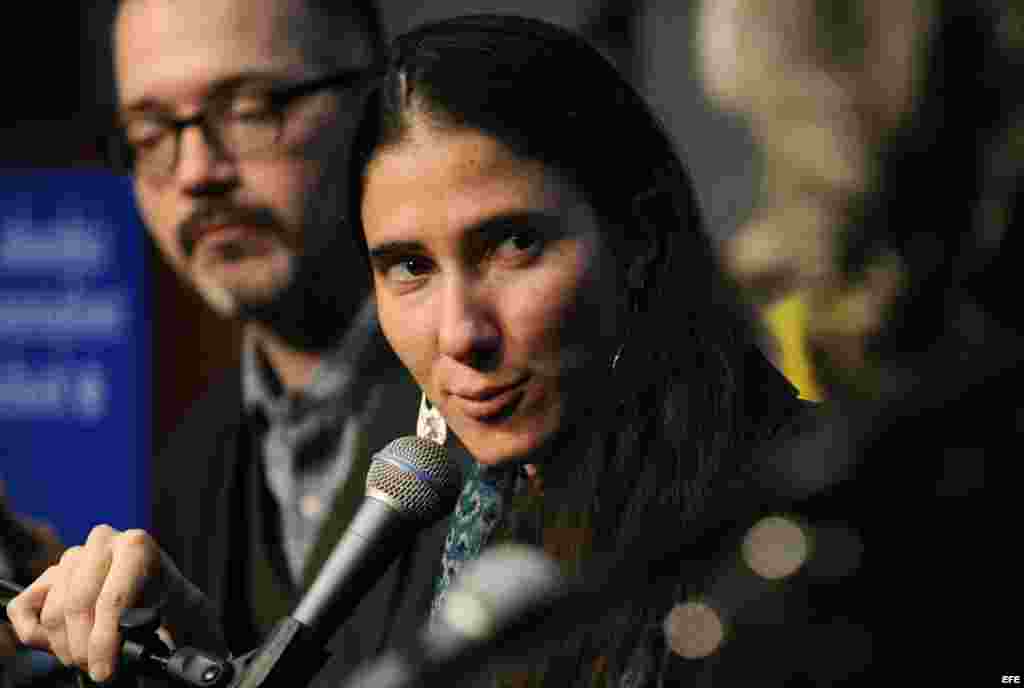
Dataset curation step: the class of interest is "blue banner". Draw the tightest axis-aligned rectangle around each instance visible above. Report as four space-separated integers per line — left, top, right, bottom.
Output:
0 170 149 546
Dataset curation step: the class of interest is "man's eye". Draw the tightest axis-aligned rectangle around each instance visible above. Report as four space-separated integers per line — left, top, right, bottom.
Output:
124 120 170 149
384 256 434 283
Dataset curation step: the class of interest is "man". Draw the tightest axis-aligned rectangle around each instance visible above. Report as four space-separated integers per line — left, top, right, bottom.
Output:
5 1 447 685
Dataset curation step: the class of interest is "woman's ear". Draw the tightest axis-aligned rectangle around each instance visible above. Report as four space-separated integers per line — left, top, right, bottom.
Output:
626 182 673 287
627 254 647 291
625 223 662 291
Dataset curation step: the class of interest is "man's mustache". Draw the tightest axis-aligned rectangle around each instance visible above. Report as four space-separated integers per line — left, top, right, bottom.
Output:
177 203 282 258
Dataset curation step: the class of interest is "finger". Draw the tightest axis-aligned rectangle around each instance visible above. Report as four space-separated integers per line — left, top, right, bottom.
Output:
88 530 161 683
39 546 83 667
155 625 175 652
65 525 116 672
7 562 61 651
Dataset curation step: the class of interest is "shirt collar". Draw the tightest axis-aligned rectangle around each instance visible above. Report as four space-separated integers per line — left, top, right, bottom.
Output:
243 298 385 420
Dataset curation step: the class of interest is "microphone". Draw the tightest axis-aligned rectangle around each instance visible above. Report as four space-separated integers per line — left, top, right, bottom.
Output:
231 435 462 688
341 544 566 688
292 435 462 643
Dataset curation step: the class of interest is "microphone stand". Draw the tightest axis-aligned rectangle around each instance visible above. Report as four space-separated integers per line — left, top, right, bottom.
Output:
3 580 329 688
1 435 462 688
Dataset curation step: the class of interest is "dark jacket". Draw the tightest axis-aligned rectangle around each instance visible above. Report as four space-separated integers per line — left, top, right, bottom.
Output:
149 362 450 687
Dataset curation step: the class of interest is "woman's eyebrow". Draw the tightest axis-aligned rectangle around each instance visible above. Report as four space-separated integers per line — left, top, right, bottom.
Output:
367 240 426 263
366 211 563 262
473 211 561 235
458 212 564 255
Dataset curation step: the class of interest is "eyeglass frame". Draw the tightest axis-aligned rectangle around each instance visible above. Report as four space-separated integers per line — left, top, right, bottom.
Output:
106 68 374 180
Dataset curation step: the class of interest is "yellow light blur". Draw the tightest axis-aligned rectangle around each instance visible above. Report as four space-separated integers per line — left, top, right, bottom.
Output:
763 291 823 401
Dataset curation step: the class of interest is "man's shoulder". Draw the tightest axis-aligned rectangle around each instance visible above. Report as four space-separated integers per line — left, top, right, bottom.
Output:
155 366 246 461
360 364 425 454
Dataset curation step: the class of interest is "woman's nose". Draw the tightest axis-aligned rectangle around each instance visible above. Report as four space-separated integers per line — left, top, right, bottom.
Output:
437 277 502 370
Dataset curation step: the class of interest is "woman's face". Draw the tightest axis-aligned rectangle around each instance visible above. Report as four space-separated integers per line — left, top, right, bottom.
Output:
361 121 622 466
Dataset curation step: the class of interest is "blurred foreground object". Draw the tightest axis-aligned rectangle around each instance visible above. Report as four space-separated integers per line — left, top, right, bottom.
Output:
699 0 928 300
700 0 1022 399
698 0 1019 678
761 291 823 400
698 0 928 397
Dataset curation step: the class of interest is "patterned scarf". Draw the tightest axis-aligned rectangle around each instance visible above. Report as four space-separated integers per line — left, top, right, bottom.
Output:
432 460 521 618
432 461 611 687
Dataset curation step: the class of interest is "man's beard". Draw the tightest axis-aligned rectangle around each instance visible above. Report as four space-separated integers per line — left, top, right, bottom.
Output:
236 219 369 353
179 162 372 350
178 198 369 353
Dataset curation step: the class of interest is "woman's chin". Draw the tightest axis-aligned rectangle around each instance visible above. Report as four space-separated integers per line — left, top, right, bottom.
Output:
466 443 539 468
454 425 549 468
457 423 569 471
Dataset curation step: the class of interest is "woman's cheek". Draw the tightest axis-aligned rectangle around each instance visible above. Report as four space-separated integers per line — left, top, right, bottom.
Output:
380 295 438 390
517 269 586 343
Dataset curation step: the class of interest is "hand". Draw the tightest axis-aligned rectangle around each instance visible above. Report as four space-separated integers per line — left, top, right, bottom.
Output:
5 524 227 684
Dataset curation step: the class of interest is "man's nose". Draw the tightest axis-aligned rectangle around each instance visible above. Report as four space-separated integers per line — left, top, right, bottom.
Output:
175 125 238 195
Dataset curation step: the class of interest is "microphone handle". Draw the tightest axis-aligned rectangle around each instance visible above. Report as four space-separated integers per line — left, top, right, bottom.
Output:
292 495 413 649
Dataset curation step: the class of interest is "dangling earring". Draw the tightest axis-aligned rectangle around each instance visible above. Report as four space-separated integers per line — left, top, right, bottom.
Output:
611 343 625 371
417 393 448 445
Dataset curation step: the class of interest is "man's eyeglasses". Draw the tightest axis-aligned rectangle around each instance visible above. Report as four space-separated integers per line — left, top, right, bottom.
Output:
107 69 370 181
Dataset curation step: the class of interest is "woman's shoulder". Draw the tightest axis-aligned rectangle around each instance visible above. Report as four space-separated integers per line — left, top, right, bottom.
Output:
736 342 822 431
763 396 826 443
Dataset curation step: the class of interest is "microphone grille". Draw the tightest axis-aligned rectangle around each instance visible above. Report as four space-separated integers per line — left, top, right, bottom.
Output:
366 436 462 522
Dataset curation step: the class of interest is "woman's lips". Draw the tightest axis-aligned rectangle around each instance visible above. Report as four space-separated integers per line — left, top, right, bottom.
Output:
448 379 528 421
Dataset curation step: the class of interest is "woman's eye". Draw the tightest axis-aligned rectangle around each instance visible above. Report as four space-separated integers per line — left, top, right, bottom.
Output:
384 256 434 283
494 231 543 260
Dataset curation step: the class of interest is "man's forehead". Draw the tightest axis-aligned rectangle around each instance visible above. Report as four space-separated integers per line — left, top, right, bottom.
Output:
115 0 372 107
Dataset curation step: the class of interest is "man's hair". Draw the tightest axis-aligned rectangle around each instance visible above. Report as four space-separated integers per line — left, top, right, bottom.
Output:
111 0 387 65
304 0 387 65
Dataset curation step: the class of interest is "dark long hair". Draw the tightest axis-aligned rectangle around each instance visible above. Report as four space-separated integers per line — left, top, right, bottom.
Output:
349 13 801 683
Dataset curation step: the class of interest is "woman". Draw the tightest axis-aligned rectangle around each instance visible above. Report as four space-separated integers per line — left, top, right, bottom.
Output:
350 14 814 687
